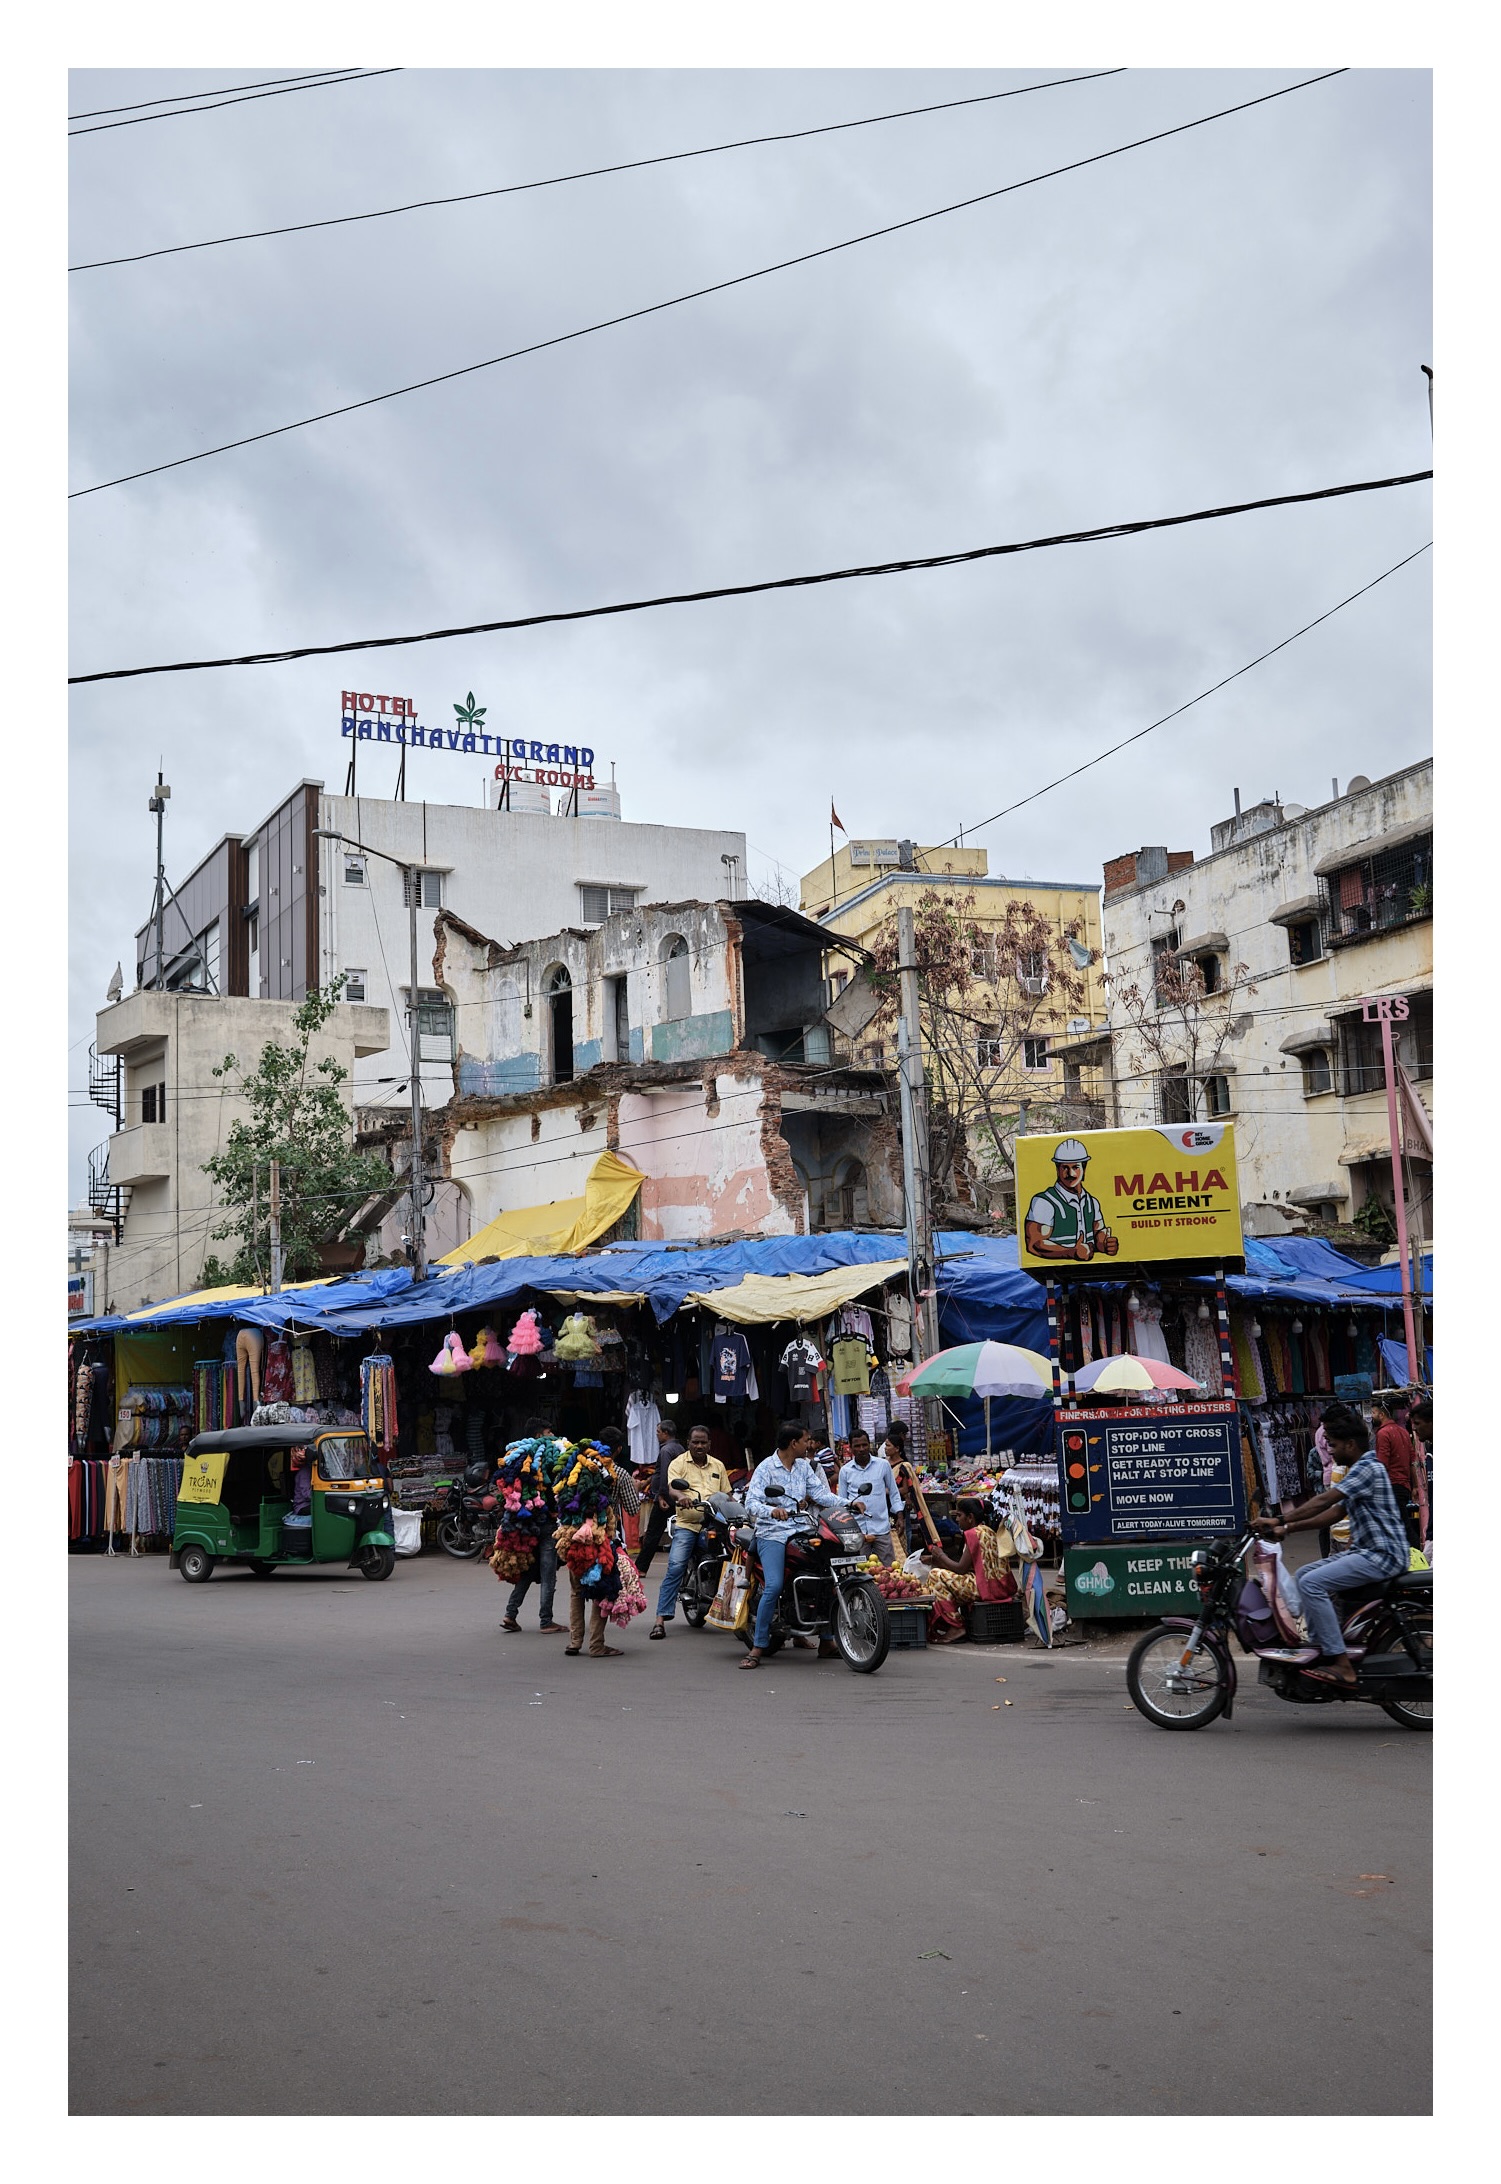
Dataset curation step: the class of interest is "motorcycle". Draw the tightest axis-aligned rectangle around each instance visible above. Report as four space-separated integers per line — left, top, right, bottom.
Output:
734 1484 892 1672
427 1461 500 1560
673 1490 739 1628
1126 1529 1432 1732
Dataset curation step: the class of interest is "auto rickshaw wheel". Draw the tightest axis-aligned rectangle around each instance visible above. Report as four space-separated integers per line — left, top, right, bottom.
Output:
178 1544 213 1583
358 1545 396 1581
246 1560 276 1577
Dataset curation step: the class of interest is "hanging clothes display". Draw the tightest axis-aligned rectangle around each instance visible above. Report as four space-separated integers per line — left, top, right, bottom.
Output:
829 1336 871 1397
834 1304 876 1344
69 1460 107 1541
1183 1314 1224 1395
779 1334 824 1402
193 1359 239 1436
291 1337 320 1405
360 1352 399 1451
711 1327 757 1404
625 1391 661 1468
1127 1295 1171 1364
125 1455 183 1538
261 1337 294 1405
884 1289 914 1361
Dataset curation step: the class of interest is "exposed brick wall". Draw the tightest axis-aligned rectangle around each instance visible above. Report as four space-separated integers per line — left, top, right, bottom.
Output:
1103 847 1196 901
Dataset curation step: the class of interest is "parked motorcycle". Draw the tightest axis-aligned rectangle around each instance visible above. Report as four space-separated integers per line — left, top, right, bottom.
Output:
427 1461 500 1560
735 1485 892 1672
1126 1529 1432 1732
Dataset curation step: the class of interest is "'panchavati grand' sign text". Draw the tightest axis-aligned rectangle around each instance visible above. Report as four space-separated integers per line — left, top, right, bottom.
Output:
339 691 600 789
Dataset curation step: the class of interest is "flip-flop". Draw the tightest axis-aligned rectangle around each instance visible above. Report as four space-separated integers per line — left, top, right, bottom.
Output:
564 1646 581 1656
500 1620 520 1633
648 1624 667 1639
1303 1666 1359 1689
739 1651 762 1669
592 1646 624 1658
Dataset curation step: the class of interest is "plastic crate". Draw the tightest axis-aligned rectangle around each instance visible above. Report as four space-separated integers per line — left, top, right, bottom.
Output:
885 1603 930 1650
966 1599 1025 1644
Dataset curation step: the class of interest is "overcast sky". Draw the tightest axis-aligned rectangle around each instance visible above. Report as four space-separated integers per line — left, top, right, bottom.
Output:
68 63 1430 1200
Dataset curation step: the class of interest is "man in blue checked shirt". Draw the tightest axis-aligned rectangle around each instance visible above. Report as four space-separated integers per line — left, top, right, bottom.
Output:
741 1423 843 1670
1253 1402 1410 1688
837 1429 906 1565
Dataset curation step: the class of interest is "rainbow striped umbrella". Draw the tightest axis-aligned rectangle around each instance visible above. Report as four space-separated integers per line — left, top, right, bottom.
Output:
895 1341 1055 1400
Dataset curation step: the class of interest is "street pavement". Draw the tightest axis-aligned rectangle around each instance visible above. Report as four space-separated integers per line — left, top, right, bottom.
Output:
70 1552 1430 2116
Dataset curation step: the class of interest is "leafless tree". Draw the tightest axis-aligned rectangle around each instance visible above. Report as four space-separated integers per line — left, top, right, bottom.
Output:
1109 950 1258 1124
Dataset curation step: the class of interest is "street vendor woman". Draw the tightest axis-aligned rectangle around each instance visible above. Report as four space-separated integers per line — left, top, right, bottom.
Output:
925 1496 1019 1602
1024 1137 1118 1262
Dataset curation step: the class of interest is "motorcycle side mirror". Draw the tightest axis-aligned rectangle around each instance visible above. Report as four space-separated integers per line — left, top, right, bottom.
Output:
764 1485 785 1499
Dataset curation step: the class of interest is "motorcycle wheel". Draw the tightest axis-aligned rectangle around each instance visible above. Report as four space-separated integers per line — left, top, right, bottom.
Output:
1127 1626 1229 1729
681 1570 711 1628
437 1516 482 1560
834 1580 890 1673
1371 1606 1433 1732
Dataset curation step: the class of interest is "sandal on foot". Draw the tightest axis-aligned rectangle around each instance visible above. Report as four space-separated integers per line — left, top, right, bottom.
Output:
500 1619 521 1633
564 1645 582 1656
739 1650 763 1669
591 1646 624 1658
648 1622 667 1639
538 1623 566 1633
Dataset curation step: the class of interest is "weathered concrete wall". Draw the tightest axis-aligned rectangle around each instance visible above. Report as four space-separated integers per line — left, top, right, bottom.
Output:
94 990 390 1310
617 1076 793 1239
1103 761 1433 1219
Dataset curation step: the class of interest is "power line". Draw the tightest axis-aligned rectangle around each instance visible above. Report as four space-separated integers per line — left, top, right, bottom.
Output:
69 69 1127 272
68 70 363 121
68 69 401 138
937 542 1433 847
69 469 1431 685
69 68 1347 497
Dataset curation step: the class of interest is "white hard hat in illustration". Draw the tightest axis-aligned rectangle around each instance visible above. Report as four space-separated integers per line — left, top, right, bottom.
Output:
1052 1138 1090 1166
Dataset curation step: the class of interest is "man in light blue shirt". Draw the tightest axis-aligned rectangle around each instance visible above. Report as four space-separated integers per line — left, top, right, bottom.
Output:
741 1424 842 1669
837 1430 905 1566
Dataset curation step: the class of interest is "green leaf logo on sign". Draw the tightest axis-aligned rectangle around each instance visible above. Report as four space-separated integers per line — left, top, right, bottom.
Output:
453 691 487 731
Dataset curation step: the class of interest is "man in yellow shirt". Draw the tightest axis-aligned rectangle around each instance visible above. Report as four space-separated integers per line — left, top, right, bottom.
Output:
648 1423 731 1639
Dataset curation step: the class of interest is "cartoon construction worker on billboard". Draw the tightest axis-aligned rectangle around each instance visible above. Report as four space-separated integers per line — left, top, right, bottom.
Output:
1023 1138 1119 1262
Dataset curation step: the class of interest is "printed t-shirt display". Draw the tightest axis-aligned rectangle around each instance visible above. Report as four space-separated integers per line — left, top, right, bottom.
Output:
712 1329 757 1404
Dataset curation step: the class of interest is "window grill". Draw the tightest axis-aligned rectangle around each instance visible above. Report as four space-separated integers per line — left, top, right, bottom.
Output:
1320 833 1432 947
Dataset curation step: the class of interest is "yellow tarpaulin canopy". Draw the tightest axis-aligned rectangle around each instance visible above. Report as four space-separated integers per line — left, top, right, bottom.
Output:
438 1149 645 1267
682 1256 910 1327
124 1277 334 1322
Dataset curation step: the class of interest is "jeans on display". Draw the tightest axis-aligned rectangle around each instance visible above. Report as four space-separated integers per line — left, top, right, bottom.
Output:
506 1535 558 1625
753 1535 788 1650
654 1526 701 1621
1296 1547 1393 1658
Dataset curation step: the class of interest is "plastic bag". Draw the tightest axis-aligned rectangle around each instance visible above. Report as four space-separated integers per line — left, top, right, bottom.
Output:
902 1552 930 1580
392 1507 423 1558
707 1558 751 1632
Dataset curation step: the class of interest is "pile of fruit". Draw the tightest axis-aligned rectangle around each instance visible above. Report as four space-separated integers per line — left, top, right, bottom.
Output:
865 1560 933 1607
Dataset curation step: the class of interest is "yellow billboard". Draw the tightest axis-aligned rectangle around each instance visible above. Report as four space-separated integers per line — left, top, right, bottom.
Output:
1015 1124 1243 1271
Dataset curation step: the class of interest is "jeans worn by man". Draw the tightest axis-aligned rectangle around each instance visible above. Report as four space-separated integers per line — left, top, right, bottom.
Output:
502 1534 562 1632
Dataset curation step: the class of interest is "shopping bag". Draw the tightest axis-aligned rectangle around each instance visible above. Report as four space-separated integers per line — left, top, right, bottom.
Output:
707 1555 751 1632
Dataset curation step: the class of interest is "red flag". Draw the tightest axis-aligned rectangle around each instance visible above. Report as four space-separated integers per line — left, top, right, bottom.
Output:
830 801 846 833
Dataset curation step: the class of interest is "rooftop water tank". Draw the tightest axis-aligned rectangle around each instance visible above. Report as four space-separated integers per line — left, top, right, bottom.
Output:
489 777 552 816
570 783 622 820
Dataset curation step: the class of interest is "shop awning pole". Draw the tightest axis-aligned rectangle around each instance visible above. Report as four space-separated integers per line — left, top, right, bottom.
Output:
1379 1011 1421 1383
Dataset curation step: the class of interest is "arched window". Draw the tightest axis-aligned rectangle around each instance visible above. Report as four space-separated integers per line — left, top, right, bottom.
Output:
546 964 574 1085
827 1157 869 1229
661 934 691 1022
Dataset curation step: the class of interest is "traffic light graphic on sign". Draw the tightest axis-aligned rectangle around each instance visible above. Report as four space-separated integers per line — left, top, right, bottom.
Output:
1062 1427 1091 1515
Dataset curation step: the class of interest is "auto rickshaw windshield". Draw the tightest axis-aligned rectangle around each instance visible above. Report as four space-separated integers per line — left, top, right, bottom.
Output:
315 1433 377 1480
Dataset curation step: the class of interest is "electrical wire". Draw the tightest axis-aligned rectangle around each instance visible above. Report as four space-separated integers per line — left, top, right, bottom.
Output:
68 70 364 121
935 542 1432 848
69 67 1347 499
69 468 1429 684
69 69 1127 272
68 69 402 138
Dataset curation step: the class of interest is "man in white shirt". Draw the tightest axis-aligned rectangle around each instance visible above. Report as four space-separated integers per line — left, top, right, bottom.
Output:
837 1430 905 1565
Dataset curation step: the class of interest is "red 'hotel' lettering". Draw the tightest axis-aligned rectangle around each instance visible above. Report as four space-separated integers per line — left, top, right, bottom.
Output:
1114 1169 1228 1196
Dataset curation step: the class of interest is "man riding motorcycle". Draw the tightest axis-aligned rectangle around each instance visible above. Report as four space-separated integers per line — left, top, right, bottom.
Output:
740 1423 843 1670
1252 1400 1410 1688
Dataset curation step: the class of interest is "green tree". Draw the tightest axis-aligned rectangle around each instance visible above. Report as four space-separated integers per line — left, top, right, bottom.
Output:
199 981 393 1286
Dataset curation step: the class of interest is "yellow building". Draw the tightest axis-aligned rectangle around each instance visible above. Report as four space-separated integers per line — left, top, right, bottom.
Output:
799 839 1109 1212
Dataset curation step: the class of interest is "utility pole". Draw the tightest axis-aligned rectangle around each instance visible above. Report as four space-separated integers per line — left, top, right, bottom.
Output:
405 865 428 1282
896 905 940 1363
1376 1007 1421 1383
148 772 170 989
268 1159 283 1293
252 1161 261 1290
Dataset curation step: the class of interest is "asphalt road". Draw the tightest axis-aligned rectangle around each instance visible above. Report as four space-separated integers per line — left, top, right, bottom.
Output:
70 1552 1430 2116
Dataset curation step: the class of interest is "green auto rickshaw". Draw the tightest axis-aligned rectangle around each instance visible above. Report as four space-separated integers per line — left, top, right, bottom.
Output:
170 1425 397 1583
